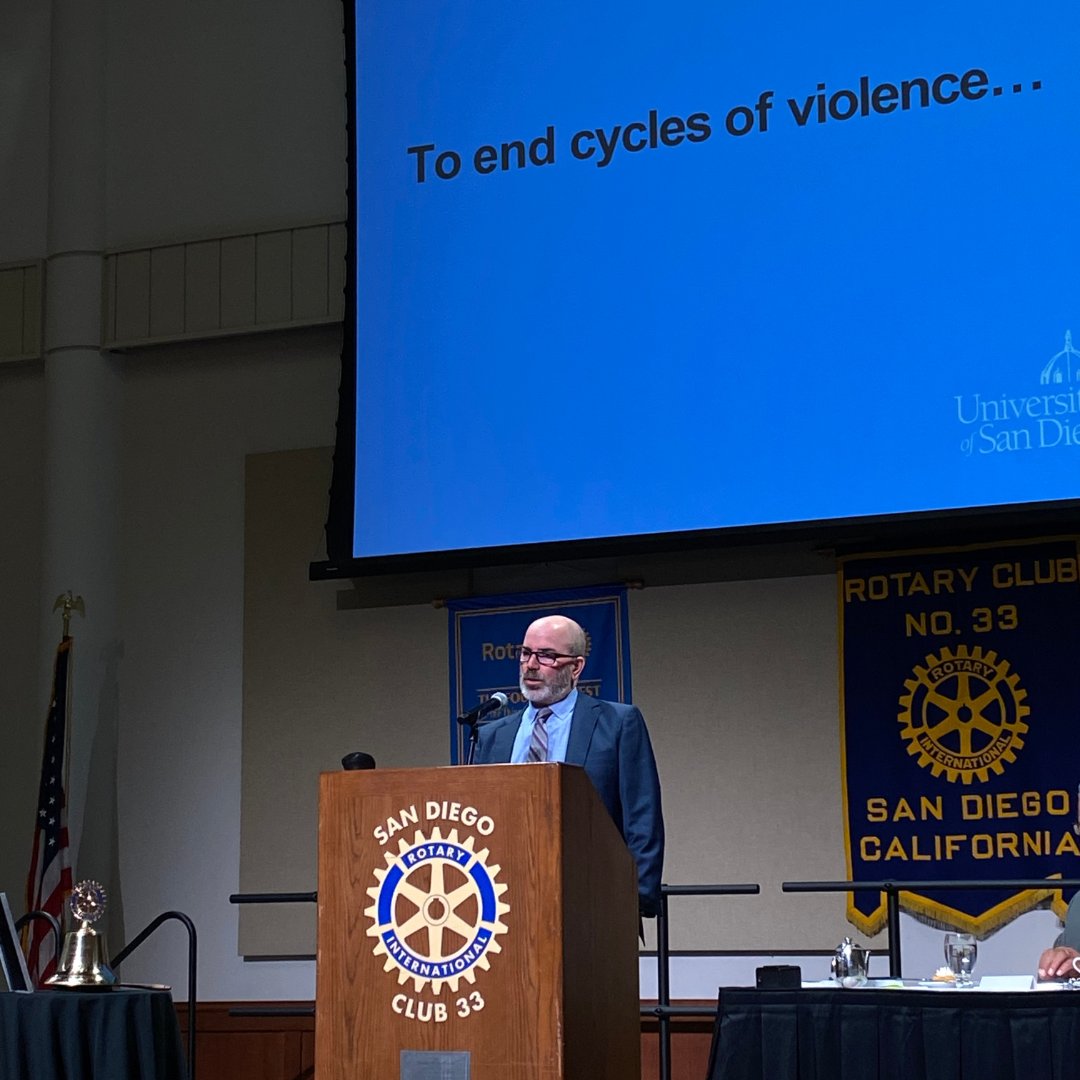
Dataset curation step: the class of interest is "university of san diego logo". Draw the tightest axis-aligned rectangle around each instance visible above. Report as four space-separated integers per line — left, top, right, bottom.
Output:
898 645 1029 784
365 823 509 1010
956 330 1080 456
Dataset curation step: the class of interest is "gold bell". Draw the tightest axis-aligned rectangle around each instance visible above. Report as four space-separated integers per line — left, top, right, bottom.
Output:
45 879 118 989
46 921 118 988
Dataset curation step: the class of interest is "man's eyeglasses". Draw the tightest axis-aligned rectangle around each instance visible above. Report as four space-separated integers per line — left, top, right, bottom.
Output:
518 647 580 666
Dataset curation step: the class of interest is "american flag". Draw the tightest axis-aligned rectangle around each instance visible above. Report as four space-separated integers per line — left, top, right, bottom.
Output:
24 637 74 985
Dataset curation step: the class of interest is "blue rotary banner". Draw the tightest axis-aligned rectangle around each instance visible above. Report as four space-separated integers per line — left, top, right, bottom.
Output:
841 537 1080 934
446 586 631 763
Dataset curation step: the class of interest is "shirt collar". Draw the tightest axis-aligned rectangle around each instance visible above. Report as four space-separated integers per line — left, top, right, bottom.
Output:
525 687 578 721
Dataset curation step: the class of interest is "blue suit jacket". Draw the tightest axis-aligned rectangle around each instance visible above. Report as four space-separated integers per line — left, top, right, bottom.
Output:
475 693 665 916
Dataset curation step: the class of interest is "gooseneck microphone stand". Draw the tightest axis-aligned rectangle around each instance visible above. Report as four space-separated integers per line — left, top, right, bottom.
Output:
457 693 510 764
460 713 488 764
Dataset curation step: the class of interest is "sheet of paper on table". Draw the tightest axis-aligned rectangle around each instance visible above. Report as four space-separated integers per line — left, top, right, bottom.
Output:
1028 978 1078 992
977 975 1036 992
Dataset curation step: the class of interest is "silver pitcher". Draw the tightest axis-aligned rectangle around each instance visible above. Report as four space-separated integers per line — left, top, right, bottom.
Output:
830 936 870 987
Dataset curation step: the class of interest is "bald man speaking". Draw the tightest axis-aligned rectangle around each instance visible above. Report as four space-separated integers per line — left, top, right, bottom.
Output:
474 614 665 917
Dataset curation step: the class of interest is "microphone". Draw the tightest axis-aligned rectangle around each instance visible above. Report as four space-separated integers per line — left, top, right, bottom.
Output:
457 692 509 727
341 751 376 771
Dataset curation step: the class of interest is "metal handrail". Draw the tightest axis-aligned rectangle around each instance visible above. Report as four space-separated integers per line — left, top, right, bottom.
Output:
226 893 318 1020
229 1005 316 1018
640 883 761 1080
110 911 198 1080
782 878 1080 977
228 892 316 905
13 909 62 972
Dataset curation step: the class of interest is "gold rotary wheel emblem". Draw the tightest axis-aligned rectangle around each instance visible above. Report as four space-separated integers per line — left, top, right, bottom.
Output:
365 827 509 995
898 645 1029 784
70 880 108 924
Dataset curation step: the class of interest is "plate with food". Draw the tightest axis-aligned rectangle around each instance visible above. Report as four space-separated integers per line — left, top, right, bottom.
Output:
913 966 959 988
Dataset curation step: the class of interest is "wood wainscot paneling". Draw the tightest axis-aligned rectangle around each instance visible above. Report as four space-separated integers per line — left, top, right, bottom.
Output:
177 1003 315 1080
177 1001 716 1080
640 1007 718 1080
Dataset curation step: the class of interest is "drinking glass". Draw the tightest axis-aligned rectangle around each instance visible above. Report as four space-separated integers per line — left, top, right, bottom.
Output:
943 932 977 987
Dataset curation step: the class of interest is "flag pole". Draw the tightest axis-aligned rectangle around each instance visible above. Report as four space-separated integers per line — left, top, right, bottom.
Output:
23 592 84 985
51 591 84 842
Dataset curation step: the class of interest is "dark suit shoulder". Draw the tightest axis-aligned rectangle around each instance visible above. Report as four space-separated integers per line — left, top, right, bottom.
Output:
479 712 522 738
474 710 523 764
581 696 643 722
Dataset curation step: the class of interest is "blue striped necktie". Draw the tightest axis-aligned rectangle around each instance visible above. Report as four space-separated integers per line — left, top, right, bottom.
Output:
527 708 552 762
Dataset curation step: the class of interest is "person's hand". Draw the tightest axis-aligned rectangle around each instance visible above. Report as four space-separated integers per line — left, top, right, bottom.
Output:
1037 946 1080 980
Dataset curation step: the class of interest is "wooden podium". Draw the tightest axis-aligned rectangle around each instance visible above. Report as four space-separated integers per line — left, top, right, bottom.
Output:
315 763 641 1080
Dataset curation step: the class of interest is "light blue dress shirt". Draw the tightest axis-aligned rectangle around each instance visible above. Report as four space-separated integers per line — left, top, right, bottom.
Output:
509 689 578 763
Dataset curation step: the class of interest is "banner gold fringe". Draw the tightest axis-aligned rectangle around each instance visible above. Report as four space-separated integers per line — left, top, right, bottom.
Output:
847 885 1069 938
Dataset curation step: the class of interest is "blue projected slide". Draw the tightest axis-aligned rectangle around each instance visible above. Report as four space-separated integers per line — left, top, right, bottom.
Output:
351 0 1080 560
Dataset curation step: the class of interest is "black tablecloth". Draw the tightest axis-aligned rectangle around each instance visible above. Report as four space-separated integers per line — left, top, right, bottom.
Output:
0 987 186 1080
707 987 1080 1080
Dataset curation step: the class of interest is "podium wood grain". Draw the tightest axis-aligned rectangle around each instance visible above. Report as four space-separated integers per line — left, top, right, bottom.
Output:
315 764 640 1079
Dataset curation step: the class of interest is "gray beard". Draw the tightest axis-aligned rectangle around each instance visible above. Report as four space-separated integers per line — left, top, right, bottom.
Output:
519 673 573 706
